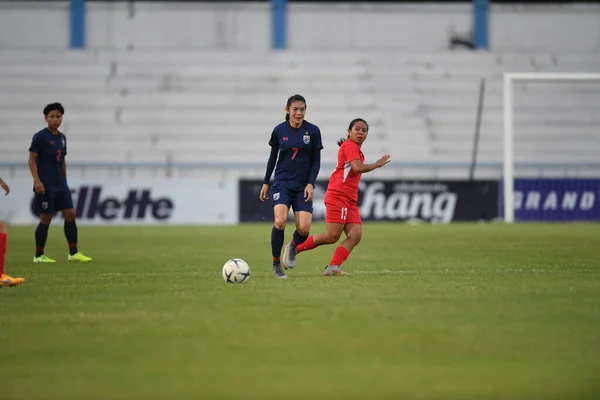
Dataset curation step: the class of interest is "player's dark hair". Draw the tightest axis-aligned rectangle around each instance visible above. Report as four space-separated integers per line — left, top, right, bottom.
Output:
43 102 65 116
285 94 306 121
338 118 369 146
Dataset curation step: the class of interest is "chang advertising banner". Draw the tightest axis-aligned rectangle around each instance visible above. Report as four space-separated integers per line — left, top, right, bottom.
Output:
0 178 238 225
500 179 600 221
239 179 498 223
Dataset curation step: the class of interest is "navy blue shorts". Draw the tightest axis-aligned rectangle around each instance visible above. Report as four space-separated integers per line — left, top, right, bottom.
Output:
35 190 74 214
271 186 313 214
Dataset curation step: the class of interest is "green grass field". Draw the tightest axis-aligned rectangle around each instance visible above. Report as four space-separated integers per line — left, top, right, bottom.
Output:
1 223 599 400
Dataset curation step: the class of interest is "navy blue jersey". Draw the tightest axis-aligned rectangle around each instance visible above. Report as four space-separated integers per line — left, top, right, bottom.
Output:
268 121 323 191
29 128 68 192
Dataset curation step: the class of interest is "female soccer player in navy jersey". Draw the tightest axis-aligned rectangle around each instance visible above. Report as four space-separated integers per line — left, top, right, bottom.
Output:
292 118 390 276
28 103 92 264
260 94 323 279
0 177 25 287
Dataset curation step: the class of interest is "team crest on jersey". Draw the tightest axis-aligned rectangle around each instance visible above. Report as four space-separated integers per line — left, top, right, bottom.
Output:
273 193 280 201
62 138 66 147
41 202 48 210
303 134 310 145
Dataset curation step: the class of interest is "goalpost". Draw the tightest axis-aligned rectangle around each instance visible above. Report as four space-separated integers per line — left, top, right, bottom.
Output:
502 72 600 223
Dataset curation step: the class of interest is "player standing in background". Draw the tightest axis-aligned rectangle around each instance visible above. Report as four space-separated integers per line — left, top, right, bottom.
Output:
260 95 323 279
0 177 25 287
28 103 92 264
293 118 390 276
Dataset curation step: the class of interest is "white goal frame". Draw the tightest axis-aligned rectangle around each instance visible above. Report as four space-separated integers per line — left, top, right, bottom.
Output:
503 72 600 223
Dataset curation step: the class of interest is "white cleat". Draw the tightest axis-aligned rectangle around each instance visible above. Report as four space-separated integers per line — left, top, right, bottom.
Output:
273 263 288 279
324 265 348 276
281 242 297 270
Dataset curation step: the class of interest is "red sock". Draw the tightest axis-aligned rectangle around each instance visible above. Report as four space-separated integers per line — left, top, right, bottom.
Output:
329 246 349 267
296 236 316 253
0 233 6 276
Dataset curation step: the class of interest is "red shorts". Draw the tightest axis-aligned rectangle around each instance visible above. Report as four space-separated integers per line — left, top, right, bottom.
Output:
324 192 362 225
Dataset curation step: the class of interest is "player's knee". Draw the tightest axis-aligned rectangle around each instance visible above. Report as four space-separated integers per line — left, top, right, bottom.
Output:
296 226 310 237
349 232 362 247
40 214 53 225
63 209 76 222
0 219 6 233
324 231 341 244
273 219 287 230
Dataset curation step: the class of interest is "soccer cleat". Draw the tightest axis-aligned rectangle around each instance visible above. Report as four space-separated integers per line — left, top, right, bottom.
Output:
281 241 297 269
324 265 348 276
273 263 288 279
33 255 56 263
0 274 25 287
68 252 92 263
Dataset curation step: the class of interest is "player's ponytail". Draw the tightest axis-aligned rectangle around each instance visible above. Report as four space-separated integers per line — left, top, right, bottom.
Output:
337 136 348 146
286 113 290 121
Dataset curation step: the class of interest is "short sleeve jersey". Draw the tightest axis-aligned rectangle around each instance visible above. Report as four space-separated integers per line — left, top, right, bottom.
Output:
326 139 364 202
269 121 323 191
28 128 68 192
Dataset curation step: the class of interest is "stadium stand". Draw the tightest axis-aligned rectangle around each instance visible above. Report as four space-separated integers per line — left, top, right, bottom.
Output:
1 50 599 178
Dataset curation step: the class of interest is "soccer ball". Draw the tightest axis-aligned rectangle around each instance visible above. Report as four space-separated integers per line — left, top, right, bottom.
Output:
222 258 251 283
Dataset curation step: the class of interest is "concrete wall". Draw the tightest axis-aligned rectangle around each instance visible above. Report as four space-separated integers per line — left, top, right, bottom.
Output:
0 2 598 52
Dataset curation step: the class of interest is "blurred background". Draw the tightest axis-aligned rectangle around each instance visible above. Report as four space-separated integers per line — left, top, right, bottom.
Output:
0 0 599 225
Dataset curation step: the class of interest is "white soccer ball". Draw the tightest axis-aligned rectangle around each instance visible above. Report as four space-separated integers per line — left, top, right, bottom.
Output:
222 258 251 283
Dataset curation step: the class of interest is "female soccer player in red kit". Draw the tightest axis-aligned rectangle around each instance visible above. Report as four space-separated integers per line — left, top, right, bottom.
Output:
290 118 390 276
0 177 25 287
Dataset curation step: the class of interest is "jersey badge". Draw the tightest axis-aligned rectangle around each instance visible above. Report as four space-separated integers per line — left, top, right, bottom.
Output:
303 134 310 145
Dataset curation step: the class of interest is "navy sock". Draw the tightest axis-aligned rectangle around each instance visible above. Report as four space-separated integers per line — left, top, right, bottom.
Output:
64 220 78 255
271 226 285 265
35 223 50 257
292 229 308 248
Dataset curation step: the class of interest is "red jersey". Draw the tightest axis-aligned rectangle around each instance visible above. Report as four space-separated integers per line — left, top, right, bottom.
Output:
326 139 364 202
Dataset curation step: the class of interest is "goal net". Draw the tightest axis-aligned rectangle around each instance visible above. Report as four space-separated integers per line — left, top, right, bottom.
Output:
502 73 600 222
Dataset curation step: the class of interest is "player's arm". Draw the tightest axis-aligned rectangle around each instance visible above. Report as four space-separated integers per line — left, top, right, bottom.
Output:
62 134 67 180
259 146 278 202
62 158 67 180
28 152 45 194
263 130 280 185
262 146 278 185
260 131 279 202
308 130 323 187
0 177 9 195
349 155 391 174
308 150 320 187
28 134 45 194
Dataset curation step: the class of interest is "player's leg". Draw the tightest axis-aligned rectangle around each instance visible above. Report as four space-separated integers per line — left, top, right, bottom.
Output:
57 191 92 263
282 191 313 269
33 192 56 263
295 193 346 254
325 202 362 276
271 187 289 279
324 223 362 276
297 222 344 252
0 219 24 287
